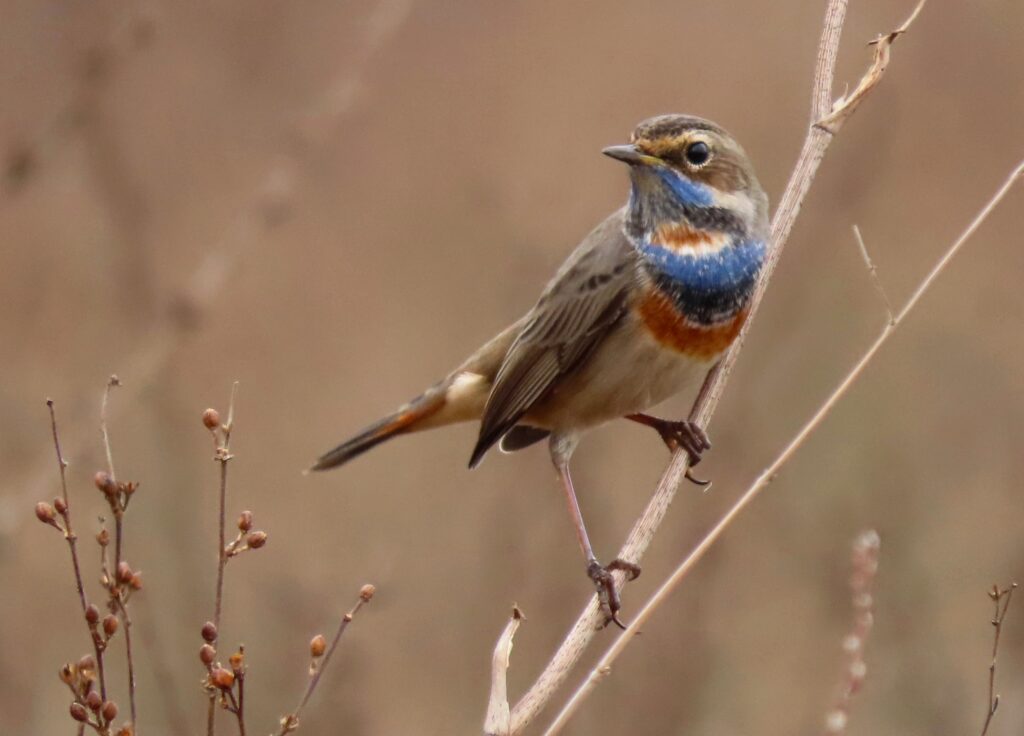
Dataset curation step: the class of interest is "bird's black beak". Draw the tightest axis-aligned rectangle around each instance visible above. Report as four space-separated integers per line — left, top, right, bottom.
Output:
602 144 663 167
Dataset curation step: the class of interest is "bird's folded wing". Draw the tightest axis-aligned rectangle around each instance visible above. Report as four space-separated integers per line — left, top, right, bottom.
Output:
469 210 635 466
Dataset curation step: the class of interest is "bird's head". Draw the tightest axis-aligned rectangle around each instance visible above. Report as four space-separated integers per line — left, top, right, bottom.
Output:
604 114 768 244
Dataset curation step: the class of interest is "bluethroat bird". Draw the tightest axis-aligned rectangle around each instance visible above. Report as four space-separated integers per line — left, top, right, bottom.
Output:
311 114 769 626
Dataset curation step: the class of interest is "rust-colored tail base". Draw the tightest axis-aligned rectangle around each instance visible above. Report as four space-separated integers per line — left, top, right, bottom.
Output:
308 391 445 472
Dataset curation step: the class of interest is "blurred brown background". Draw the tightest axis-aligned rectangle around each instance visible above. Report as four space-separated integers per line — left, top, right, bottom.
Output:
2 0 1023 733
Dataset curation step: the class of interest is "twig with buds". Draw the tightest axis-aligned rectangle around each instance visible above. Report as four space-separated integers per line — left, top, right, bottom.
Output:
276 584 377 735
980 583 1016 736
200 384 269 736
39 390 138 736
823 531 881 736
98 376 140 730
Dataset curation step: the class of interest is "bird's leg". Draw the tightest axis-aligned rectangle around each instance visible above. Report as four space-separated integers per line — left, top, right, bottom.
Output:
550 435 639 629
625 413 712 486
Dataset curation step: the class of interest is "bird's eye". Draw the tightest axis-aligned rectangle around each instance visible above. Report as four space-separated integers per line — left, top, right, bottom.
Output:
684 141 711 167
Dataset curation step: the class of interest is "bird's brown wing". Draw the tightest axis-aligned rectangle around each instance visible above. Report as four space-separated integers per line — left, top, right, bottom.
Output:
469 209 636 467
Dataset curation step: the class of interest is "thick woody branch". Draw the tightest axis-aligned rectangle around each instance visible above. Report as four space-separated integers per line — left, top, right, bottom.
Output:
498 1 927 732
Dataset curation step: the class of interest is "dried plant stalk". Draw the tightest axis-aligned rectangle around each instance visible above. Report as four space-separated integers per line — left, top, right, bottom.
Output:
503 2 928 731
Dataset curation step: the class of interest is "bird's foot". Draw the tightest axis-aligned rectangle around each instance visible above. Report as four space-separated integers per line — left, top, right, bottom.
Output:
587 557 642 629
646 418 712 486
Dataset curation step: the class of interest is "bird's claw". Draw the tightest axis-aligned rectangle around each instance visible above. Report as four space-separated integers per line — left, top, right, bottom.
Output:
658 420 711 463
587 558 642 629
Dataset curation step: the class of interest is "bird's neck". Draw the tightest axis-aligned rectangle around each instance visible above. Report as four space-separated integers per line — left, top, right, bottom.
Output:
632 219 766 326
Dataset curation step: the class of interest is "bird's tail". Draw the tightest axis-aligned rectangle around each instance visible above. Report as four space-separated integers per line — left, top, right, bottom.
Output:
307 388 448 472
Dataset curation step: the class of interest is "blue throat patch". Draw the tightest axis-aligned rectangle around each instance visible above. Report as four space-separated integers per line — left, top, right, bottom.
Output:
654 167 714 207
638 237 766 325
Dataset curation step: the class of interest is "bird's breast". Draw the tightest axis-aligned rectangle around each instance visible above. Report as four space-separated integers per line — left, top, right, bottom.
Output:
634 284 749 360
632 228 765 358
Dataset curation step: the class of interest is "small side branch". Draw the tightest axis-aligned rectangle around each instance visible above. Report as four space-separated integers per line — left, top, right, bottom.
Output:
980 583 1016 736
277 584 377 735
484 607 525 736
851 226 895 325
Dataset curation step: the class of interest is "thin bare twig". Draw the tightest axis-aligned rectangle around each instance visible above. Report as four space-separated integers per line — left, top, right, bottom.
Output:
207 383 240 736
852 225 895 325
47 400 88 614
46 400 109 702
824 531 881 735
277 585 376 735
100 376 120 484
503 2 927 731
213 381 239 630
980 583 1017 736
540 160 1024 734
484 607 525 736
99 376 139 732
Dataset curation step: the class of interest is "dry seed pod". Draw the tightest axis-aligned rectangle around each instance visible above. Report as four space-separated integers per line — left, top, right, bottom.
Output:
77 655 96 672
310 634 326 658
116 561 132 584
94 471 116 496
201 621 218 643
59 664 75 685
103 615 119 637
210 667 235 690
360 584 376 601
69 702 88 722
202 408 221 430
35 501 57 524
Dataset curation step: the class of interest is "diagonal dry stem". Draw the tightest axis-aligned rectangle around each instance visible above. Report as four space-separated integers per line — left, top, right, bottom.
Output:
501 2 928 731
541 160 1024 734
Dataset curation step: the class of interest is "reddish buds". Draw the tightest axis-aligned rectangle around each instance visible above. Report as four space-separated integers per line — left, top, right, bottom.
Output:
202 408 221 430
116 561 133 584
101 701 118 722
70 702 88 722
199 644 216 665
201 621 218 643
129 572 143 590
85 604 100 625
246 531 267 549
97 528 110 547
86 690 103 711
310 634 326 658
237 510 253 532
77 655 96 673
102 615 119 637
94 471 117 496
54 496 68 514
229 651 244 673
210 667 235 690
35 501 57 525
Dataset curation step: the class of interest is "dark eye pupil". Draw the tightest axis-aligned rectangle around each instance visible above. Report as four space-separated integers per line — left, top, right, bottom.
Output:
685 142 710 166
